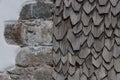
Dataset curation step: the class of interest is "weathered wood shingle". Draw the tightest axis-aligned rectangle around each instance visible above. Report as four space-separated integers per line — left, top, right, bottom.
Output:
53 0 120 80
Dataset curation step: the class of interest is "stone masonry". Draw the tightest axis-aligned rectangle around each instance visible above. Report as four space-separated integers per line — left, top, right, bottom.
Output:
2 0 54 80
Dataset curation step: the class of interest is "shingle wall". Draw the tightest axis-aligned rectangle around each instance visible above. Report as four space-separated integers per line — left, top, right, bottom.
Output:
53 0 120 80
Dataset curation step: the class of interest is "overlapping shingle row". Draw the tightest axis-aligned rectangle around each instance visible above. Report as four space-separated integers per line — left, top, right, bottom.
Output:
53 0 120 80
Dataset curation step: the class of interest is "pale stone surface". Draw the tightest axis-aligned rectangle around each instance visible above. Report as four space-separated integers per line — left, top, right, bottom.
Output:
33 64 53 80
8 64 53 80
8 67 35 80
16 46 53 67
25 20 53 46
4 20 53 46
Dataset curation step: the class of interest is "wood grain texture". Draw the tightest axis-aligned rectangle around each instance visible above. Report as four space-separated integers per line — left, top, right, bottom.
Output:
53 0 120 80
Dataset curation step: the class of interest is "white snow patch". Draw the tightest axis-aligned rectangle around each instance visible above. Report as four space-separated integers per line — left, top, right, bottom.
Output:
0 0 31 72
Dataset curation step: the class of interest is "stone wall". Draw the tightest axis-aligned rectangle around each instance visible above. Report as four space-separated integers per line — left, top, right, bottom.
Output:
2 1 54 80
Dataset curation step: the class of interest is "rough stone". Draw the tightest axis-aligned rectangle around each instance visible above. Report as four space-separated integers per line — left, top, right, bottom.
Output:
4 21 26 46
20 1 53 20
8 67 35 80
3 0 54 80
0 74 11 80
7 64 53 80
16 46 53 67
33 64 53 80
4 19 53 46
25 20 53 46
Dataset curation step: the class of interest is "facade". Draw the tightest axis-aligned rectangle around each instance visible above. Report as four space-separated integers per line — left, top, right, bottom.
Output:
53 0 120 80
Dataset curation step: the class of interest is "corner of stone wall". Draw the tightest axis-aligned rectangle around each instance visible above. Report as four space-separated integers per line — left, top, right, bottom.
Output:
3 1 54 80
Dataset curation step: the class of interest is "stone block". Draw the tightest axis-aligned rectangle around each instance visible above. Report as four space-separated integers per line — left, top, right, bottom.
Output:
4 20 53 46
33 64 53 80
25 20 53 46
20 1 53 20
16 46 53 67
8 64 53 80
4 21 26 46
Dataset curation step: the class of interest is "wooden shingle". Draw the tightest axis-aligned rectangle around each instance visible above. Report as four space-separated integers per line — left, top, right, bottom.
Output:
55 0 62 7
103 60 113 70
54 21 67 40
97 2 110 14
98 0 108 6
113 44 120 58
67 29 81 51
91 22 104 38
81 11 91 26
79 43 90 58
108 68 117 80
105 38 114 51
83 1 95 14
87 33 94 48
92 56 102 68
71 0 81 11
102 47 112 63
70 10 80 25
92 10 103 26
114 58 120 72
111 1 120 16
68 65 76 76
63 0 72 7
72 22 82 34
93 36 104 52
53 0 120 80
110 0 119 7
